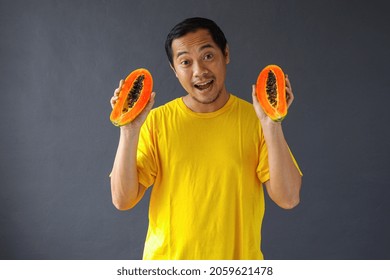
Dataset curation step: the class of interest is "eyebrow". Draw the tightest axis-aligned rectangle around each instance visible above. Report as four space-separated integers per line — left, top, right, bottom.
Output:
176 44 215 59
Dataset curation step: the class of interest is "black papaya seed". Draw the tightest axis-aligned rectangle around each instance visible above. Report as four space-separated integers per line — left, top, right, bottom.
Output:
266 70 277 107
127 75 144 108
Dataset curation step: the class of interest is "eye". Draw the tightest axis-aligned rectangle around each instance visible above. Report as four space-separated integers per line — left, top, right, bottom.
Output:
204 53 214 60
180 60 190 66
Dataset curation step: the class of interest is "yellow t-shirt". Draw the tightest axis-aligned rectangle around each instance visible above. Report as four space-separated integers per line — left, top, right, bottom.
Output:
137 94 299 260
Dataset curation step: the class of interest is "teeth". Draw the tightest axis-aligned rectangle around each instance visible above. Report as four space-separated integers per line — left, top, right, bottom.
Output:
195 80 213 89
198 81 211 86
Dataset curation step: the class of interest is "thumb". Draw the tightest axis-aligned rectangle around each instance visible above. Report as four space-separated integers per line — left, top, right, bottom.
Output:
147 92 156 109
251 84 267 120
251 84 257 104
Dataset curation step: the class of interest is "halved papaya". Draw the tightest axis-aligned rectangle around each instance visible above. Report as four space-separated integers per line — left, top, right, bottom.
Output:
256 65 287 122
110 68 153 126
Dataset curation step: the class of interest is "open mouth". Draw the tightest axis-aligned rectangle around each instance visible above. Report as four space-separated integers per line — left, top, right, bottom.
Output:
194 80 214 91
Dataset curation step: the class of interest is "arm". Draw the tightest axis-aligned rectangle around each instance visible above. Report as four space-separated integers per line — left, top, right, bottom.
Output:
110 79 155 210
252 75 302 209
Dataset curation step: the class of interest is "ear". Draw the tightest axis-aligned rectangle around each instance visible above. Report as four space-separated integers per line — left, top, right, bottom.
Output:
224 44 230 64
170 63 178 78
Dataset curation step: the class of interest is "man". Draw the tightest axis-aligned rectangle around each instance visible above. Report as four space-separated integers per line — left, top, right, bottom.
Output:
110 17 302 260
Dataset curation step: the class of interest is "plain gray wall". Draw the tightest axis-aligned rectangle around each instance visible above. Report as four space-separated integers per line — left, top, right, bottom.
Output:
1 0 389 259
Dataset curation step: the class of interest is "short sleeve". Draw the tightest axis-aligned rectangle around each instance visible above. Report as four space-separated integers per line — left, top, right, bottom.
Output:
287 146 303 176
137 114 157 188
257 127 270 183
256 125 303 184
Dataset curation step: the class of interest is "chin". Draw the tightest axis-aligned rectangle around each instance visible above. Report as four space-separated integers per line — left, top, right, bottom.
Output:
193 91 220 104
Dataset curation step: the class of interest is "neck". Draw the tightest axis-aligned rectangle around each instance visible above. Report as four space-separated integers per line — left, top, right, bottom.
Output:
183 90 230 113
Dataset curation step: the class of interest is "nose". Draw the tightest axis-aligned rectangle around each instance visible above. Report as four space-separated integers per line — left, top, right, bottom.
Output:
193 60 208 78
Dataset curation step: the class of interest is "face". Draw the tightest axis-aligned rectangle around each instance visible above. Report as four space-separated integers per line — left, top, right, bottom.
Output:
170 29 230 112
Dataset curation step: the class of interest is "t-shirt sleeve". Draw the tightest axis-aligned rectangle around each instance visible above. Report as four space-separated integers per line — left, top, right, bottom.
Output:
257 128 270 183
256 125 303 184
137 115 157 188
288 146 303 177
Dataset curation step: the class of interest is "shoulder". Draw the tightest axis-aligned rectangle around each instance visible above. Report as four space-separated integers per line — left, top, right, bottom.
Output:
231 95 258 119
148 98 181 118
234 95 255 109
143 98 182 131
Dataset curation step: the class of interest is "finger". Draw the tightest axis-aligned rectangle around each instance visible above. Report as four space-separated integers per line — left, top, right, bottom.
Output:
285 86 294 108
285 83 292 95
114 86 120 96
110 96 118 109
114 79 124 97
285 74 292 91
147 92 156 109
251 84 258 104
251 84 261 108
286 87 294 98
251 84 268 120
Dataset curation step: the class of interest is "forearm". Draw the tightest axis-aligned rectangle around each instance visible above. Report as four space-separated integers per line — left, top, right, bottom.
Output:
110 127 141 210
263 122 302 209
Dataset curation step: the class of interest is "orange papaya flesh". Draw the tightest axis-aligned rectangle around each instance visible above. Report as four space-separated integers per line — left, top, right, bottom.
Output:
256 64 287 122
110 68 153 126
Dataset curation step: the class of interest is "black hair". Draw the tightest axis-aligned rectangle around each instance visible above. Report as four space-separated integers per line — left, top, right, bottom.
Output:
165 17 228 66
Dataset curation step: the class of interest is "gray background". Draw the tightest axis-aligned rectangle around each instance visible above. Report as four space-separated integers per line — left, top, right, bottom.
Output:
1 0 389 259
